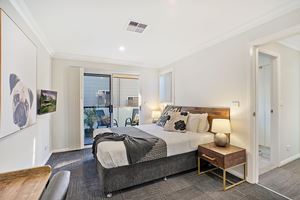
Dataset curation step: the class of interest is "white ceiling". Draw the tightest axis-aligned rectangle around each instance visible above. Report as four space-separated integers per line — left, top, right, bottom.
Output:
278 34 300 51
12 0 300 68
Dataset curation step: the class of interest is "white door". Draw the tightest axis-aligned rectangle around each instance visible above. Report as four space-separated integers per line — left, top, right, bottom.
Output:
257 56 272 148
257 51 279 175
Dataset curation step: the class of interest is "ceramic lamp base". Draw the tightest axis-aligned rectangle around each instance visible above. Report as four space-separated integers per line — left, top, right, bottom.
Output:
214 133 230 147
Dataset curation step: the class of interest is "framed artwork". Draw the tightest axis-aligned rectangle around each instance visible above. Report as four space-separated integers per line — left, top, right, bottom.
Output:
0 9 37 138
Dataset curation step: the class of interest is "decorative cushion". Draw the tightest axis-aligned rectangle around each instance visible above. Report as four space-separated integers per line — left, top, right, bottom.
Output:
156 105 182 127
163 111 188 132
197 113 210 132
186 113 202 132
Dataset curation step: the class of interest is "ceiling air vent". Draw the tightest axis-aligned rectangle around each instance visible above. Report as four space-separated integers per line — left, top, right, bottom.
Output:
126 21 147 33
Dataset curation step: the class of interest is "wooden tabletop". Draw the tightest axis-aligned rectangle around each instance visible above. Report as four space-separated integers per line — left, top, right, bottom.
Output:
199 142 245 155
0 165 51 200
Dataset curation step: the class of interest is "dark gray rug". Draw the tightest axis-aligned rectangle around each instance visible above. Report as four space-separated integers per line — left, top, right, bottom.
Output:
47 148 287 200
260 158 300 200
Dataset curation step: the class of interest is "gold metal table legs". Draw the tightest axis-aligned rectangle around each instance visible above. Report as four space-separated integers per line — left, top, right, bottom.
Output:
197 157 247 191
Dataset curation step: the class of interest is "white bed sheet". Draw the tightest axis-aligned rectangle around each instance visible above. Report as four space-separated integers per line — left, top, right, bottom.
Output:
94 124 214 168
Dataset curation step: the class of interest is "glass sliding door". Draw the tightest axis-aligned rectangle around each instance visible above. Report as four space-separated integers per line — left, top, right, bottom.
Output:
83 73 112 145
112 74 139 127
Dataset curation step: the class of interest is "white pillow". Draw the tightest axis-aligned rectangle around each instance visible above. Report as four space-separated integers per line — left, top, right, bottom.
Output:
186 113 201 132
197 113 210 132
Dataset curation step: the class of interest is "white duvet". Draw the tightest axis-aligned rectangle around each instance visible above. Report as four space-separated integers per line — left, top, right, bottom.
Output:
94 124 214 168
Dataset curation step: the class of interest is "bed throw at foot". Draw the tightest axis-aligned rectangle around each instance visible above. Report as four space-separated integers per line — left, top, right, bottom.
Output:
92 127 167 164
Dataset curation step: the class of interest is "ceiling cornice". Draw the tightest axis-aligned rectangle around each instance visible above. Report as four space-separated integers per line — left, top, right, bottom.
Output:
160 0 300 68
9 0 54 55
53 52 159 68
10 0 300 68
278 41 300 51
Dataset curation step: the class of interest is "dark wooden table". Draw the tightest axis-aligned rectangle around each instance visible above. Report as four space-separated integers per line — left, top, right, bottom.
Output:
198 142 246 190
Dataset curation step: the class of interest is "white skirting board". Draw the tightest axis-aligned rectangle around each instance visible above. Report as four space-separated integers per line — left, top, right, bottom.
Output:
42 152 52 166
41 147 84 166
51 147 83 154
279 153 300 167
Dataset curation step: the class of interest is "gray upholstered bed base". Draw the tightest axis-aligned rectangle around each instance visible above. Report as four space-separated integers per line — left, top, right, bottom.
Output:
96 151 203 195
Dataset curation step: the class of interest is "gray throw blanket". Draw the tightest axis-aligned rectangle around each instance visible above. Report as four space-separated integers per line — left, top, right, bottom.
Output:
92 127 167 165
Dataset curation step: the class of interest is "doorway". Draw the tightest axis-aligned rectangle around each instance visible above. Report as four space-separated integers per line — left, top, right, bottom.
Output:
257 51 279 175
83 73 113 145
253 32 300 199
83 73 140 145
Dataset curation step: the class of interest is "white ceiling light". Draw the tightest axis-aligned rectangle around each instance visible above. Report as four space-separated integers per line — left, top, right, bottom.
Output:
119 46 125 51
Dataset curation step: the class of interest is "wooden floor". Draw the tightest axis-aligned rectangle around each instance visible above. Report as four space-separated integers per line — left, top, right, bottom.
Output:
47 148 287 200
260 158 300 200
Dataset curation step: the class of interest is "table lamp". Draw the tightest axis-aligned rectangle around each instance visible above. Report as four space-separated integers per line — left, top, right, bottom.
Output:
152 110 161 123
211 119 231 147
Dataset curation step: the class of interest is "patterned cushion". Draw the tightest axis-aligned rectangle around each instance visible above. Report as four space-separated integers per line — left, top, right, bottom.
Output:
156 105 182 127
163 111 188 132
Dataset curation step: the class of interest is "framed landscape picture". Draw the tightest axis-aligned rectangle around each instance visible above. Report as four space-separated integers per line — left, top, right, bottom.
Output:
0 9 37 138
38 90 57 115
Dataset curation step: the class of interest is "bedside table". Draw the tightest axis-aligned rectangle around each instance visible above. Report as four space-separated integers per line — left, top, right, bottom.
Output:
198 142 246 191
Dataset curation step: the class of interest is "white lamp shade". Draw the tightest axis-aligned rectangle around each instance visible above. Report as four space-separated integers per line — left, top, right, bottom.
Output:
211 119 231 133
152 110 161 120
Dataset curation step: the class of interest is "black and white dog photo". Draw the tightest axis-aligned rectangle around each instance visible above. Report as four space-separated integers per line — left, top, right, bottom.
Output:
9 73 34 129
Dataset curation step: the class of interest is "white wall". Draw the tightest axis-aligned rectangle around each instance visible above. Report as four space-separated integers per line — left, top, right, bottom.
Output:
160 9 300 182
259 43 300 164
0 1 52 172
51 58 159 151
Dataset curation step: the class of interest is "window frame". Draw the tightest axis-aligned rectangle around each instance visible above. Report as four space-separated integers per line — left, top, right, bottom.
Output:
159 69 174 104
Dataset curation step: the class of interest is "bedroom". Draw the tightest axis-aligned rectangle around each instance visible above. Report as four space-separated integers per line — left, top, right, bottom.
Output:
0 0 300 200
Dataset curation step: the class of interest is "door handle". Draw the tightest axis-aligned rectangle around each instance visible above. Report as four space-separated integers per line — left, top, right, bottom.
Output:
270 109 274 114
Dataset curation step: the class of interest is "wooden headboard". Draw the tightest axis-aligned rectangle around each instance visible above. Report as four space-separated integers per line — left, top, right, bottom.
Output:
179 106 230 131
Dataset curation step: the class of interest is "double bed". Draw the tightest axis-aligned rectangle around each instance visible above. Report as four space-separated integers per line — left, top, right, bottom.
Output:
93 106 230 197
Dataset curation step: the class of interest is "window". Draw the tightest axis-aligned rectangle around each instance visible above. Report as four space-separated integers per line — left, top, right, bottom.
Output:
159 72 172 103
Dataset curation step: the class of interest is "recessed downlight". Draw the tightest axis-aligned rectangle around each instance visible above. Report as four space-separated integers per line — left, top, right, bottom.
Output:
119 46 125 51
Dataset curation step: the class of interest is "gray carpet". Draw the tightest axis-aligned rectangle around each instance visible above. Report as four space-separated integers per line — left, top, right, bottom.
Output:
47 148 287 200
260 158 300 200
